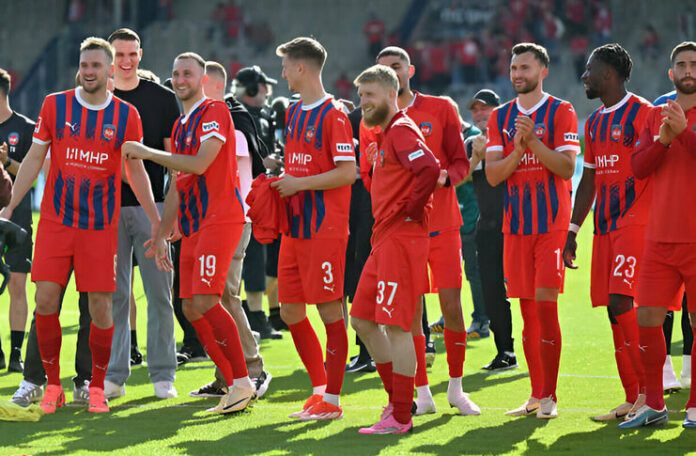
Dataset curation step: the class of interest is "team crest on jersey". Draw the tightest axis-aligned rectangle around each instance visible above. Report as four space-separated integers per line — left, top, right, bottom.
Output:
610 124 622 142
419 122 432 137
379 149 385 166
304 126 315 143
7 132 19 146
185 131 193 146
102 124 115 141
534 123 546 138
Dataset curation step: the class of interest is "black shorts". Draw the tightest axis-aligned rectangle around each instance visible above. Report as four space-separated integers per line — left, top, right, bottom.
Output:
265 236 281 278
242 233 266 292
6 225 33 274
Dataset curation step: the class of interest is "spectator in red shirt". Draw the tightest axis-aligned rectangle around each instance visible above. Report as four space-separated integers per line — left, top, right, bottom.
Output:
364 13 386 59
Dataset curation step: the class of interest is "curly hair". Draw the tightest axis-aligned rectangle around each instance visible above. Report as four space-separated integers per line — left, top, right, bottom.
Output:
592 43 633 81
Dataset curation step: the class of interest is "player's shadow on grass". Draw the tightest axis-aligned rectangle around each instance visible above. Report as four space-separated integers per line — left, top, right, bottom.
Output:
412 416 547 455
527 417 691 454
429 370 530 396
0 402 198 454
175 413 456 456
262 368 322 403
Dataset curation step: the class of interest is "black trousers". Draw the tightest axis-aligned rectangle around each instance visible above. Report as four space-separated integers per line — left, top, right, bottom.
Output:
345 180 374 353
475 228 514 354
664 295 693 356
24 289 92 387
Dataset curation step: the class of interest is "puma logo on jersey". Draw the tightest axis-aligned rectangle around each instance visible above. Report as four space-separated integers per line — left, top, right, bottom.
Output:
323 284 335 293
381 307 394 318
623 279 634 288
201 277 212 287
65 121 79 132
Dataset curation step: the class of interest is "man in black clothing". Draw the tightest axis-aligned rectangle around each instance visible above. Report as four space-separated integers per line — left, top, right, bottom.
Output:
467 89 517 371
0 68 33 373
232 66 285 335
102 28 180 400
344 106 375 373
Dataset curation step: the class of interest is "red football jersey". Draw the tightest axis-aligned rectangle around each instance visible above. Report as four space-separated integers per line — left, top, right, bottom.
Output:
370 111 438 241
634 105 696 242
33 88 142 230
405 92 469 233
171 97 244 236
283 95 355 240
584 93 652 233
486 93 580 235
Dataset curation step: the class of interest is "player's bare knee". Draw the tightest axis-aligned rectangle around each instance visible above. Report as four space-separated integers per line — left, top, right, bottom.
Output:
182 300 201 321
318 300 343 324
280 303 305 325
535 288 559 302
350 316 372 336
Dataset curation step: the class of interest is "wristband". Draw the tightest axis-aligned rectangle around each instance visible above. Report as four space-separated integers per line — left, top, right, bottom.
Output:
568 223 580 234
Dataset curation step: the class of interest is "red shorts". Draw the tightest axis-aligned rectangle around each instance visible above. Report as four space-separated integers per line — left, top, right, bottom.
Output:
427 229 463 291
590 226 645 307
278 236 347 304
351 231 430 331
179 222 242 299
503 231 566 299
635 241 693 311
32 219 118 292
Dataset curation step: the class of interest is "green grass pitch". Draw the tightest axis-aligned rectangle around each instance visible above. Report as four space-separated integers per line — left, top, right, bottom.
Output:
0 221 694 455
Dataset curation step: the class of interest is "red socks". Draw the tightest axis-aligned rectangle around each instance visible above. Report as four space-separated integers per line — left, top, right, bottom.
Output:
89 324 114 390
537 300 562 401
288 317 327 388
444 328 466 378
413 334 429 387
392 372 414 424
639 325 666 410
324 320 348 396
204 303 248 379
36 313 62 386
520 299 543 399
610 322 639 403
191 316 234 385
375 362 394 402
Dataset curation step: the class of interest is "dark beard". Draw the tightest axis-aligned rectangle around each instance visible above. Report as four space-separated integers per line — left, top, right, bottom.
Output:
514 79 538 94
363 102 390 127
675 77 696 95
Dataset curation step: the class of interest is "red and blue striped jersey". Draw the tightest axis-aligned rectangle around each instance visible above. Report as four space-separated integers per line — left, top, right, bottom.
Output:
584 93 652 234
486 93 580 235
172 98 244 236
283 95 355 240
33 88 142 230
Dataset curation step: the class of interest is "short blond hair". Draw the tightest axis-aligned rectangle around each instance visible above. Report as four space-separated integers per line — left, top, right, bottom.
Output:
275 37 327 69
205 61 227 86
353 64 399 91
80 36 114 63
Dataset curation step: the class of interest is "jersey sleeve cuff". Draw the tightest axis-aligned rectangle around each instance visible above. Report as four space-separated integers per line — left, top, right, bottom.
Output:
486 145 503 152
32 137 51 145
200 132 226 144
333 156 356 163
583 162 596 169
556 145 580 154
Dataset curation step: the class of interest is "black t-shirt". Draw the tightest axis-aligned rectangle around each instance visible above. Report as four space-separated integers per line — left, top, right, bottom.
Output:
466 137 505 231
225 95 267 178
0 111 34 228
114 78 180 206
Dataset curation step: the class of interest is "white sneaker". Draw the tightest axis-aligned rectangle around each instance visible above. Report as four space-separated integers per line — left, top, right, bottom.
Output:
505 398 540 416
73 381 90 404
11 380 44 407
448 391 481 416
414 396 437 415
154 381 178 399
681 355 692 388
537 396 558 419
663 356 682 392
104 380 126 399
